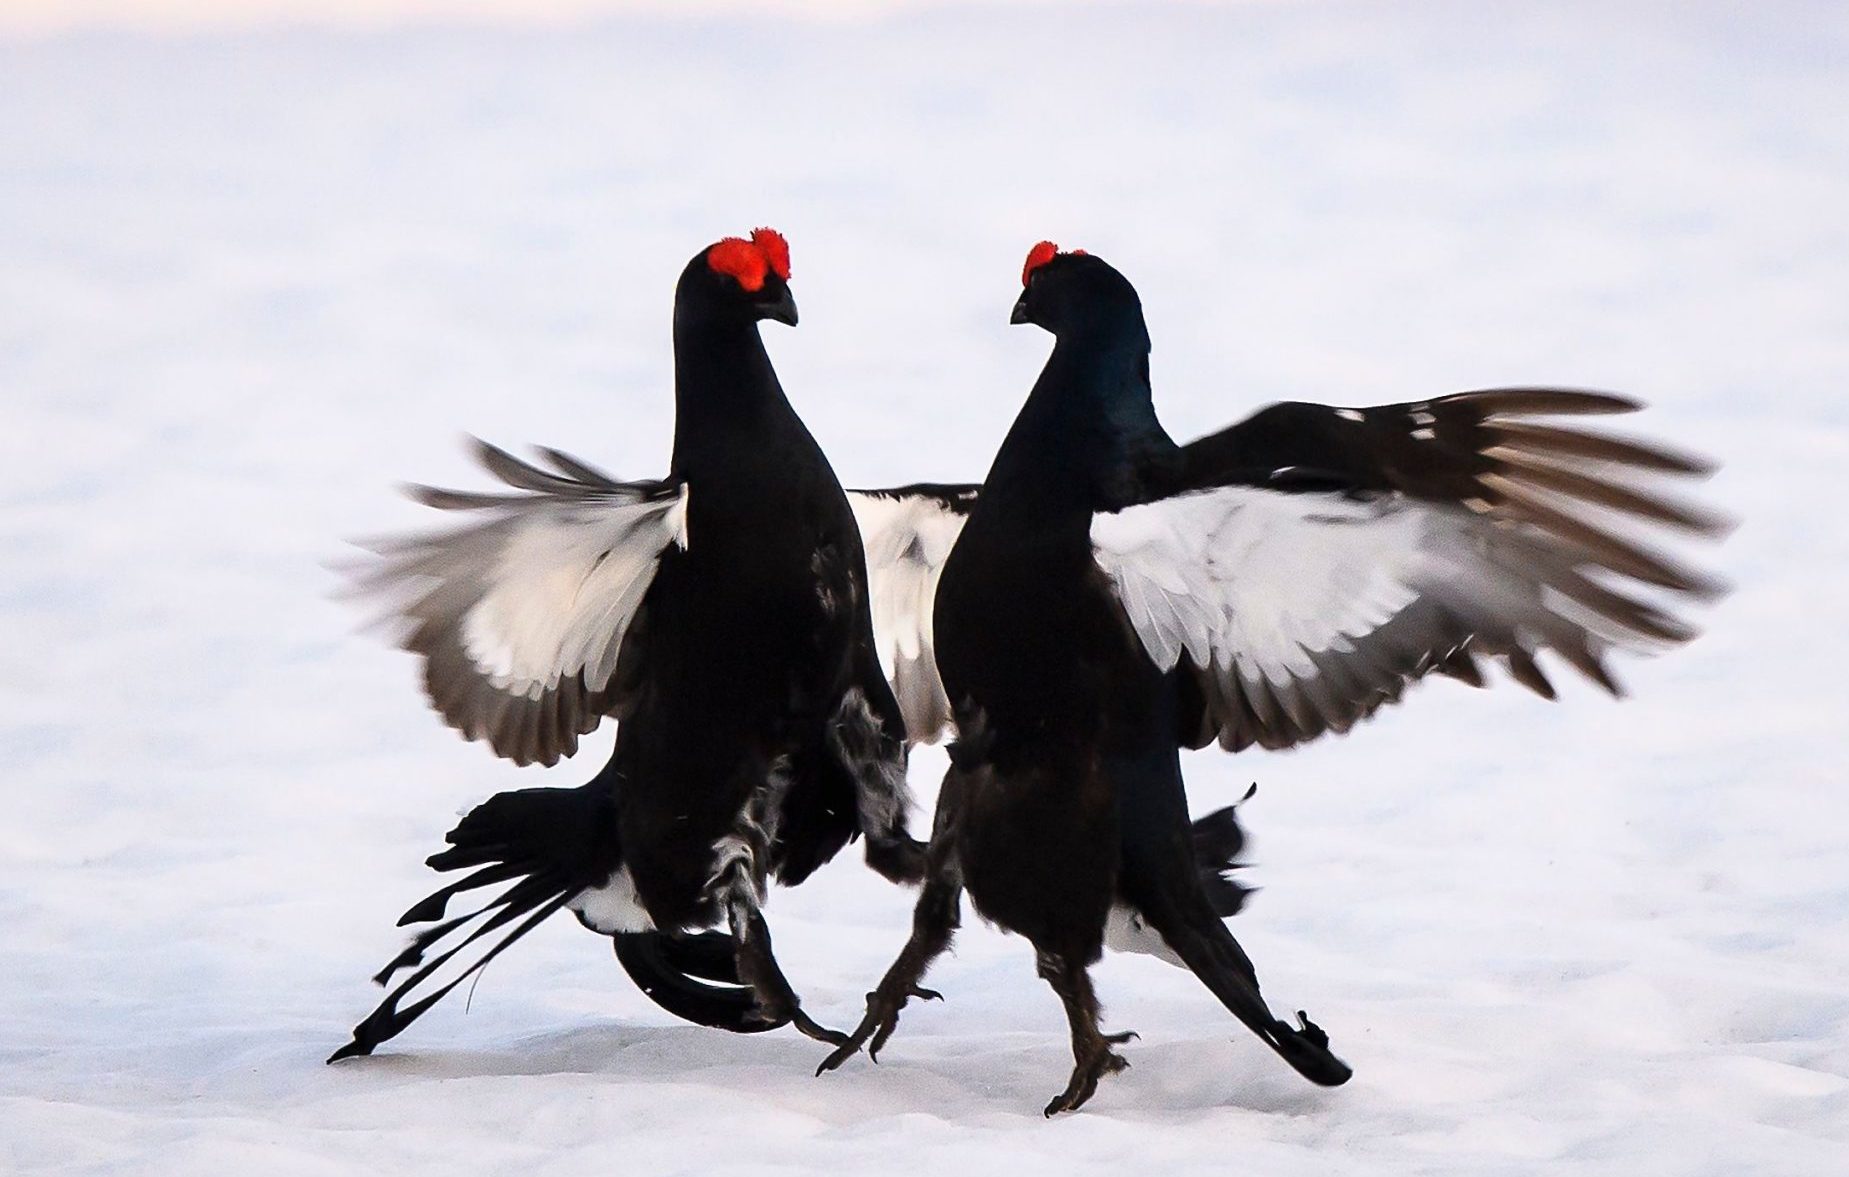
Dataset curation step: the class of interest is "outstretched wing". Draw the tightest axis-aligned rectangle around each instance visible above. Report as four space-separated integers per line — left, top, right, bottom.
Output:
1092 388 1728 752
847 484 978 744
346 439 689 767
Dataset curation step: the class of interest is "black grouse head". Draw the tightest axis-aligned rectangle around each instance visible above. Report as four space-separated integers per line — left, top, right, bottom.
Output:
676 227 798 327
1011 241 1146 346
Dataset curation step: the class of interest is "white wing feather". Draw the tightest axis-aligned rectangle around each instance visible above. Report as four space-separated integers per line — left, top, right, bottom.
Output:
848 489 973 743
349 443 688 767
1093 483 1696 750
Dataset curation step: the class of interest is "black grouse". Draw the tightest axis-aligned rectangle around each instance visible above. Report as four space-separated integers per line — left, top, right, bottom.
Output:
330 229 929 1059
818 242 1726 1114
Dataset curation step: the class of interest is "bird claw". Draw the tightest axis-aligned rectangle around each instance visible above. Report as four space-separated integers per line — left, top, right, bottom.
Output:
815 983 934 1075
1043 1048 1130 1116
815 1010 888 1075
790 1006 851 1047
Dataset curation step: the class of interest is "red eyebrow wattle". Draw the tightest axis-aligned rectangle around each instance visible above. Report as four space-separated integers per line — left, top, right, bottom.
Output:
707 237 770 292
751 228 791 281
1022 240 1059 286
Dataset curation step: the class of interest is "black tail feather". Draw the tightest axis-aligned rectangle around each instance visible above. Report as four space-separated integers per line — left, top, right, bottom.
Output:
613 931 790 1034
329 784 619 1063
330 882 578 1063
1136 893 1351 1087
396 861 527 927
331 780 817 1062
1121 775 1347 1087
367 868 577 985
641 928 746 984
1191 785 1258 919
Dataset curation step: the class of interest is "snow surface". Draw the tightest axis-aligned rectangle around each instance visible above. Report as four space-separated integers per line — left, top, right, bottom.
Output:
3 2 1847 1173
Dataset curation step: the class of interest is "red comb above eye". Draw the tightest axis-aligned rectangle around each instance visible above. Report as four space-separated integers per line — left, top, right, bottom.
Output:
751 227 791 281
1023 241 1059 286
707 237 770 293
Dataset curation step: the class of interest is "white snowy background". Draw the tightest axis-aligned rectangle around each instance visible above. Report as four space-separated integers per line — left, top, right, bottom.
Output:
3 1 1845 1173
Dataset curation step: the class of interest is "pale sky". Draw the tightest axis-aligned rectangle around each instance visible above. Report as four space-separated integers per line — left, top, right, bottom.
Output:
0 0 1136 36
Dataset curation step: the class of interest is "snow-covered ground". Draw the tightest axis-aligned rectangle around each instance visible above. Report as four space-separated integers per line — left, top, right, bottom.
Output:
3 2 1846 1173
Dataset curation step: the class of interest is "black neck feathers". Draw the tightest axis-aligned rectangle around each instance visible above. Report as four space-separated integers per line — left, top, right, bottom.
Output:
669 301 792 473
983 316 1177 518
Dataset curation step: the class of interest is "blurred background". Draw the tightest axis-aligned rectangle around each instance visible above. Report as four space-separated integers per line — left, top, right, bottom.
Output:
3 2 1845 1174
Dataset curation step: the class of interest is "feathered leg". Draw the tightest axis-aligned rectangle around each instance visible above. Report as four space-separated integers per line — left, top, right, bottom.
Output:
816 767 966 1073
829 682 929 885
1035 947 1136 1116
815 868 958 1073
327 783 614 1062
706 757 847 1045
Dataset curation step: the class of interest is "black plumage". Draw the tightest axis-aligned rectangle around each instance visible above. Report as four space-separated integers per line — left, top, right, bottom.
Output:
330 230 923 1061
819 244 1724 1113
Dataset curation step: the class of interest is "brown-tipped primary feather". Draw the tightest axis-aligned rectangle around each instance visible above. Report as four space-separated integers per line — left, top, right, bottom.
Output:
471 437 586 496
1240 670 1287 740
1484 421 1716 477
1546 630 1623 696
1545 569 1698 646
1447 387 1642 417
1490 449 1729 534
1275 673 1331 740
1481 475 1724 596
1503 648 1557 699
537 446 619 487
1434 647 1486 687
404 485 524 511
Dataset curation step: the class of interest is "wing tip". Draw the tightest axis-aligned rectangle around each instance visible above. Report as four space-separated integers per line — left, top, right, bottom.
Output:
1452 386 1644 417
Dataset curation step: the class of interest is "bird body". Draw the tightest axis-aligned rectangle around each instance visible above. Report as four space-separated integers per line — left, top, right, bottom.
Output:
927 256 1346 1111
614 290 885 929
821 243 1724 1113
933 335 1165 963
330 230 919 1060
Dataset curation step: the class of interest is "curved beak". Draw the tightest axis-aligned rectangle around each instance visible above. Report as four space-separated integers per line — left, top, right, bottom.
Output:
1010 291 1031 325
760 284 799 327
